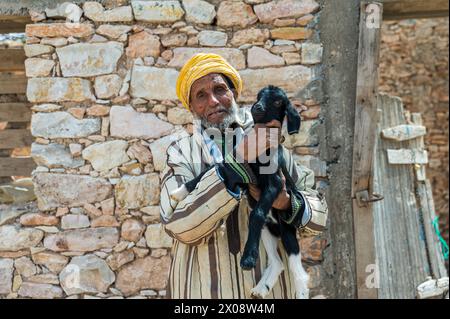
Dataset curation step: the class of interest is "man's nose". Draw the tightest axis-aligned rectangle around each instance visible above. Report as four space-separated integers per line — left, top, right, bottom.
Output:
207 93 220 107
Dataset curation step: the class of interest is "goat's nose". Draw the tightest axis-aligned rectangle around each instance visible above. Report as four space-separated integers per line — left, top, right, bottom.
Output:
253 103 264 112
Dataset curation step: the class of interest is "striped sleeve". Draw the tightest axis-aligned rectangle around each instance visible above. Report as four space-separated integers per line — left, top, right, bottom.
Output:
160 141 239 245
282 147 328 233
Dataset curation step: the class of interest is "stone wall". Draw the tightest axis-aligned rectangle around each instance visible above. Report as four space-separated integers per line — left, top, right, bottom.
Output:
0 0 328 299
379 18 449 246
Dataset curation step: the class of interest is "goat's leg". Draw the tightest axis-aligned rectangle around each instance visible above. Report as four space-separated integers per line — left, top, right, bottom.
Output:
288 252 309 299
251 226 284 299
279 222 309 299
241 185 279 270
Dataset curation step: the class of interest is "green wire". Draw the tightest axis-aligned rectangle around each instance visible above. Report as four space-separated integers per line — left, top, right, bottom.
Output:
432 216 449 260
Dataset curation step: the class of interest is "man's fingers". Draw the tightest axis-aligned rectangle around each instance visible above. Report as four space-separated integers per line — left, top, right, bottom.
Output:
265 119 282 128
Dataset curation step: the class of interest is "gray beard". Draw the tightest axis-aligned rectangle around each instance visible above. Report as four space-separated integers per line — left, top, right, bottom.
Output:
194 99 240 133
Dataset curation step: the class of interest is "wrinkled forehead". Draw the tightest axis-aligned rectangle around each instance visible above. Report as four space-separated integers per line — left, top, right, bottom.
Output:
190 73 228 93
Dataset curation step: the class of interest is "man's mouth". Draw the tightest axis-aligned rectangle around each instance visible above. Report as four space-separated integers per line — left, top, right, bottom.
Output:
207 109 228 120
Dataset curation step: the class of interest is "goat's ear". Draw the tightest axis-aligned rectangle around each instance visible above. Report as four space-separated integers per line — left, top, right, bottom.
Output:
286 101 301 135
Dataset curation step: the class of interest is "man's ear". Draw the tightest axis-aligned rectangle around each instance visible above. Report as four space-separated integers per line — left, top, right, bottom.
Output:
286 102 301 135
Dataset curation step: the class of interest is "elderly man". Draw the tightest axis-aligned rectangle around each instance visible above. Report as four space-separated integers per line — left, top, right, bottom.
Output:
160 53 328 299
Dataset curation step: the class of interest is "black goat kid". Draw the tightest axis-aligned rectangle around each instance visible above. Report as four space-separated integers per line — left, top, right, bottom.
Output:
240 85 301 270
239 86 309 299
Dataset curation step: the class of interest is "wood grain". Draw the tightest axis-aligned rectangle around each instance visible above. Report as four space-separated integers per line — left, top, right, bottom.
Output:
0 129 33 149
0 157 35 177
351 1 383 299
0 103 31 122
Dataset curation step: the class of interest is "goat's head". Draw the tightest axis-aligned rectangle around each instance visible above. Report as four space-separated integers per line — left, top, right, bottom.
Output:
251 85 301 135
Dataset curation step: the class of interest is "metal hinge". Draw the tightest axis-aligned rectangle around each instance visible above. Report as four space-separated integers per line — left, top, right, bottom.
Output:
356 190 384 207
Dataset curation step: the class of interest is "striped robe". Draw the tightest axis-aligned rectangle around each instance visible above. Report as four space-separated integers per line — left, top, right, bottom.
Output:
160 108 327 299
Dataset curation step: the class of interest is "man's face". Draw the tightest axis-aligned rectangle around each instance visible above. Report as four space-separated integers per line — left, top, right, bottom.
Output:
189 73 236 128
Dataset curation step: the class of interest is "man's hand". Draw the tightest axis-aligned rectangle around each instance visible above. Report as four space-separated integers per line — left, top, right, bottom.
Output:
248 175 291 211
235 120 281 163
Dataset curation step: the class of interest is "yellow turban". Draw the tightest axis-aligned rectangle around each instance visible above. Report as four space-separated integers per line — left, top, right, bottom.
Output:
176 53 243 111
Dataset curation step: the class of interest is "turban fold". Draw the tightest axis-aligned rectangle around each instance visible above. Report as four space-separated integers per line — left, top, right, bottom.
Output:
176 53 243 111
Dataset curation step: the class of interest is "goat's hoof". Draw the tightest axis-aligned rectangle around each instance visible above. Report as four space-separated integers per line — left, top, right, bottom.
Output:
240 256 257 270
250 292 264 299
251 285 269 299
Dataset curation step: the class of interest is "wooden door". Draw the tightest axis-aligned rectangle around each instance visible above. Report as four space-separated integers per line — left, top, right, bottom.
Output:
373 93 447 298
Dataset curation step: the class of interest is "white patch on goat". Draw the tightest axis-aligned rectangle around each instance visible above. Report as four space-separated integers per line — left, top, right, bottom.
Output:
251 226 284 299
288 253 310 299
170 185 189 202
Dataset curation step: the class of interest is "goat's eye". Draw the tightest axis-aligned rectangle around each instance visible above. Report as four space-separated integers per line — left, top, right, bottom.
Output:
274 100 282 107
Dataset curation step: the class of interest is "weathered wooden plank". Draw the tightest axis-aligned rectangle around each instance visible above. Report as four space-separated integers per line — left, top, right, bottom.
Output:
383 0 449 20
0 129 33 149
387 149 428 164
0 15 30 33
402 113 448 286
0 16 31 23
0 22 26 33
410 114 427 181
0 49 26 72
0 72 27 94
417 181 449 279
417 277 449 299
0 157 35 177
0 103 31 122
374 95 411 298
381 124 426 141
351 1 383 299
0 25 22 34
373 93 432 298
409 112 447 279
415 165 427 181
